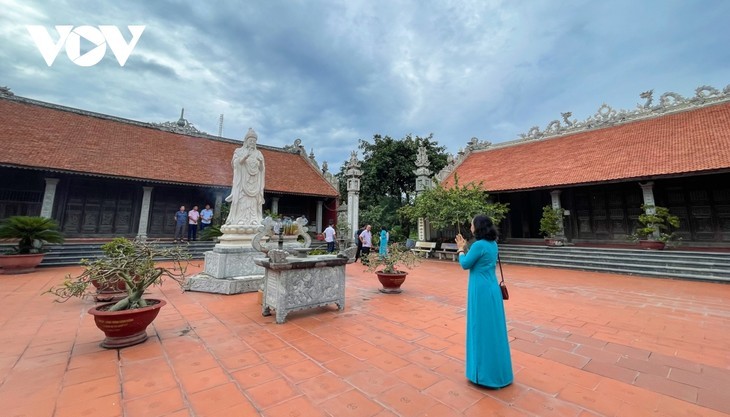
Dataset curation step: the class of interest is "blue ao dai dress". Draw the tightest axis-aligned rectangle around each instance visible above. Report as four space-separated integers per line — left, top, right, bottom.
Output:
379 230 389 256
458 239 513 388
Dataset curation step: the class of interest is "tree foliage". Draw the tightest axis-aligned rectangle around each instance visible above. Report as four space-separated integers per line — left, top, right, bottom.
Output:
336 133 449 238
539 205 564 237
0 216 64 254
399 176 509 235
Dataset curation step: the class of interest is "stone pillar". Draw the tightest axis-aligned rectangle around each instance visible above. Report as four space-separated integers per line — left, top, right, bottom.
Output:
213 192 224 223
414 145 433 241
639 181 658 239
316 200 323 233
550 189 565 237
639 182 656 212
271 197 279 215
40 178 59 218
345 151 363 241
136 186 153 240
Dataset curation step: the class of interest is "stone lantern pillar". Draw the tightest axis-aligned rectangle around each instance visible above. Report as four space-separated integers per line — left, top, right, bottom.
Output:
414 146 433 241
639 181 659 239
550 190 565 238
345 151 362 243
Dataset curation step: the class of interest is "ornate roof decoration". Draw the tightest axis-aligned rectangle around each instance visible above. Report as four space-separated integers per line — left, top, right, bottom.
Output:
151 108 206 135
435 137 490 182
282 138 340 192
516 84 730 142
435 84 730 183
283 138 306 154
0 86 14 97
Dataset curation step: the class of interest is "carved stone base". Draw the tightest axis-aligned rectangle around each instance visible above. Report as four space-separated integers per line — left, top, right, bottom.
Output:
186 274 264 295
216 229 257 248
185 246 265 294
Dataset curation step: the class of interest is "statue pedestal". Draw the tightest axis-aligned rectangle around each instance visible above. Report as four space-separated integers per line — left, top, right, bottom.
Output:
186 233 264 294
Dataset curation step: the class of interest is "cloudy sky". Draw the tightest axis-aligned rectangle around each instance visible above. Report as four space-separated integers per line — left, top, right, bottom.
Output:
1 0 728 172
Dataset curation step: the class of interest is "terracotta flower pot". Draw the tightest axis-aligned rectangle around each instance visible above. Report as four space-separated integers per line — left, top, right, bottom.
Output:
376 271 408 294
639 240 665 250
544 238 564 247
88 299 166 348
0 253 45 274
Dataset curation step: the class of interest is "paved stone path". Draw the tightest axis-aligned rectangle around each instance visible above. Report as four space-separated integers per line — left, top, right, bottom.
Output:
1 259 728 416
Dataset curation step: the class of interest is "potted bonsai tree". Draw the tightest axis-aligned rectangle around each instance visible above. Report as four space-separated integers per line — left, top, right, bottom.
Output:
365 242 421 293
630 204 680 250
539 205 565 246
0 216 64 274
46 239 191 348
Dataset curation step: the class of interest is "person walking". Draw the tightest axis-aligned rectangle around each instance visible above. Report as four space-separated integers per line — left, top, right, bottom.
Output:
359 224 372 264
173 206 187 243
454 215 513 388
323 221 337 253
354 226 364 261
378 226 389 256
187 205 200 241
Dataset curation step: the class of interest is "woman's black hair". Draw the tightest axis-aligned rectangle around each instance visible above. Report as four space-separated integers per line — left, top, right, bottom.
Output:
381 226 387 231
473 215 498 241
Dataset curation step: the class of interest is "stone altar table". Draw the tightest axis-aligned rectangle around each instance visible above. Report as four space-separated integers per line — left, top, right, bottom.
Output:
254 254 348 324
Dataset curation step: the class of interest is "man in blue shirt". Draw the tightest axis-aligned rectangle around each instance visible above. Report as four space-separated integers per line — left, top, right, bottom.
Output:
200 204 214 231
174 205 187 243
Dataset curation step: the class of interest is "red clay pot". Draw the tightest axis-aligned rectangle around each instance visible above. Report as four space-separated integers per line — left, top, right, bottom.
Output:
376 271 408 294
639 240 666 250
0 253 45 274
88 299 166 349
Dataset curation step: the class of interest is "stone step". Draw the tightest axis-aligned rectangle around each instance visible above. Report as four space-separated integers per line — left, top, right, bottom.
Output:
499 258 729 283
498 250 730 269
497 244 730 282
499 254 730 279
500 244 730 260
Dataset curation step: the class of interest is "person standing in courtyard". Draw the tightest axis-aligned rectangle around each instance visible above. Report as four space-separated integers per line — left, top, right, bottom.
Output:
323 220 337 253
379 226 389 256
187 205 200 241
174 205 187 243
455 215 513 389
200 204 214 231
359 224 373 264
354 226 364 261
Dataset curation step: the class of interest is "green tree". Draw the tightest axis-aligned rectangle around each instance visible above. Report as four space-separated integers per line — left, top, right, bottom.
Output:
399 176 509 235
358 134 447 208
336 133 449 238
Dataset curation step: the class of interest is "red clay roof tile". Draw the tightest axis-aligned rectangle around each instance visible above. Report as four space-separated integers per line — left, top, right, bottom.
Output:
444 102 730 191
0 97 339 197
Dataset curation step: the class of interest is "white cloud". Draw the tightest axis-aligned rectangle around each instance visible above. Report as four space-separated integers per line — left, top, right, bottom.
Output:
1 0 728 172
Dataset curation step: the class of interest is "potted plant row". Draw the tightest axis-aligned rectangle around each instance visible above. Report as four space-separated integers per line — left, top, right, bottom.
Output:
46 238 191 348
0 216 64 274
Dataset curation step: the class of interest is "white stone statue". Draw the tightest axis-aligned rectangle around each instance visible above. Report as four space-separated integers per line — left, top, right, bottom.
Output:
225 128 265 226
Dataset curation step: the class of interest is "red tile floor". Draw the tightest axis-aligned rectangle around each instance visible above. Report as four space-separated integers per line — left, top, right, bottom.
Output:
1 259 729 417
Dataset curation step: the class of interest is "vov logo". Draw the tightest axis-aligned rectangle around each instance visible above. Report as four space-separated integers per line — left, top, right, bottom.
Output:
26 25 145 67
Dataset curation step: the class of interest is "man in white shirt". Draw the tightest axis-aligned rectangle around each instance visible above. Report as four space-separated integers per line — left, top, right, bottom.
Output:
323 221 336 253
359 224 372 264
187 205 200 241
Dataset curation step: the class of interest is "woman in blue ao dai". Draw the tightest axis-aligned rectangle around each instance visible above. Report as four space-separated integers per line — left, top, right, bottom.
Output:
455 215 513 388
379 226 389 256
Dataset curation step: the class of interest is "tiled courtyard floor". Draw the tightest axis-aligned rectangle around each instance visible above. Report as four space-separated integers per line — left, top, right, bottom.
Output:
1 258 729 417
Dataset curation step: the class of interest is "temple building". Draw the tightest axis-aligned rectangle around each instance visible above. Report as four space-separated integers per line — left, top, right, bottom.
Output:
0 87 340 239
438 85 730 247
